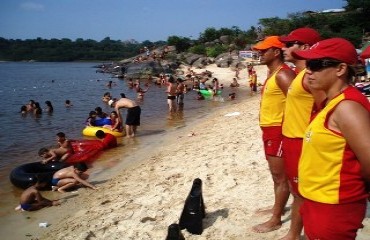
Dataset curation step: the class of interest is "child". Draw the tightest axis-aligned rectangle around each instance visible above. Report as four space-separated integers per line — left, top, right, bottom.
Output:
38 132 74 164
51 163 97 193
230 78 240 87
95 130 118 149
15 174 60 211
86 111 97 126
103 111 122 132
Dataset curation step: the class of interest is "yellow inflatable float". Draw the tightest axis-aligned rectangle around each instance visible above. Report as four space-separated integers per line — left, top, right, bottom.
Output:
82 126 124 137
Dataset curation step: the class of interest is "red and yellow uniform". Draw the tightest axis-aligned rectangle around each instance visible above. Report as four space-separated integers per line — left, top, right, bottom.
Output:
282 69 314 194
259 64 290 157
299 86 370 239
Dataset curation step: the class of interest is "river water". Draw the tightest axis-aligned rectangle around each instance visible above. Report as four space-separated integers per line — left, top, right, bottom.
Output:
0 61 249 215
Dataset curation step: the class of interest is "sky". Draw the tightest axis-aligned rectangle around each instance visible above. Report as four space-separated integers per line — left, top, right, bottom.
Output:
0 0 346 42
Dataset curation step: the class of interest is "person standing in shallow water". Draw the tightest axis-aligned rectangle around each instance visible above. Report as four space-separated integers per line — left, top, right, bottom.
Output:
108 94 141 138
252 36 296 234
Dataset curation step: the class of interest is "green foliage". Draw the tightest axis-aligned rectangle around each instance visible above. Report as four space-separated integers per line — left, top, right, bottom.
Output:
206 45 228 58
167 36 192 52
188 44 206 55
0 37 164 61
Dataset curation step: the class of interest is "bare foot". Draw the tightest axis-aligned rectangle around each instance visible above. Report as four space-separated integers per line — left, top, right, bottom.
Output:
14 205 21 211
51 186 58 191
252 219 282 233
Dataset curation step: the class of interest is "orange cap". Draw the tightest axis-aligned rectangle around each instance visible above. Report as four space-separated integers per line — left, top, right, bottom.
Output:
252 36 284 50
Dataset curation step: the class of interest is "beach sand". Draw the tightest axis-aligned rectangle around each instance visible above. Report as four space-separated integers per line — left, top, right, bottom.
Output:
4 64 370 239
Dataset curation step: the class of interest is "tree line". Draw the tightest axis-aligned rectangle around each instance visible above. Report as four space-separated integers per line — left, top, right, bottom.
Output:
0 0 368 62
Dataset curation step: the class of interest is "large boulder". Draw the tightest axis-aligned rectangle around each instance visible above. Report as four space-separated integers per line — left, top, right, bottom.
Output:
124 61 166 79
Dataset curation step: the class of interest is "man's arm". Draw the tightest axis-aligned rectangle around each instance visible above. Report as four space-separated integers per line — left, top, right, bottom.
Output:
276 69 295 96
73 174 97 190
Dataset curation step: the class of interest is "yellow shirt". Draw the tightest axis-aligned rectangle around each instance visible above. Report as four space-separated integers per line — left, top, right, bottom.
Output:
282 69 314 138
299 87 369 204
259 66 286 127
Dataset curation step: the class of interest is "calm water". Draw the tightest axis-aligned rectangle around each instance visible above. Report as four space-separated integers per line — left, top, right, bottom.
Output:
0 62 249 204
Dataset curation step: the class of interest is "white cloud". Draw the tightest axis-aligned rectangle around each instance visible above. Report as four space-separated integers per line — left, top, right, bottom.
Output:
20 2 45 11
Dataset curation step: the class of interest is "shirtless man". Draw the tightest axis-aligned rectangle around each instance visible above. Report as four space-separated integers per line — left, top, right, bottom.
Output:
176 78 185 107
39 132 73 164
166 76 177 112
51 163 97 193
15 175 60 211
108 94 141 138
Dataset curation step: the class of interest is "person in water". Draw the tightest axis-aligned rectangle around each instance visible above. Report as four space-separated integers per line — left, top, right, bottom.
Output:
15 174 60 211
51 162 97 193
44 100 54 113
108 94 141 138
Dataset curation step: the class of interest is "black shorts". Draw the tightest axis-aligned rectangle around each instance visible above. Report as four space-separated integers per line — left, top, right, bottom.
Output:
167 95 176 100
126 106 141 126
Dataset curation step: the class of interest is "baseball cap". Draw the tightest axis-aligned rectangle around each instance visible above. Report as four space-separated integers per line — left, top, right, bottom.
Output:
252 36 284 50
292 38 358 65
279 28 321 46
108 99 114 107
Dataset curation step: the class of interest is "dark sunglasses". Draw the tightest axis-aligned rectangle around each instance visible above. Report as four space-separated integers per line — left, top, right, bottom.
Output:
285 41 304 48
306 59 341 72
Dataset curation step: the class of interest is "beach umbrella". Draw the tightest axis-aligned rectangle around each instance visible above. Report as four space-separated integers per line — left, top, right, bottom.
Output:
360 45 370 59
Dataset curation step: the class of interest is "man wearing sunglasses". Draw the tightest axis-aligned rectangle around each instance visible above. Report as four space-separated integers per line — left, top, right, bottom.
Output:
252 36 296 233
278 28 325 240
293 38 370 239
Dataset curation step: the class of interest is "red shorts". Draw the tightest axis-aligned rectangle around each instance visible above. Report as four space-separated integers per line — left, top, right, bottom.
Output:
282 137 302 195
300 199 366 240
261 126 283 158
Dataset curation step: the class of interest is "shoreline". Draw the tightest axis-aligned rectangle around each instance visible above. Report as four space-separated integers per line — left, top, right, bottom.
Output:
2 64 369 239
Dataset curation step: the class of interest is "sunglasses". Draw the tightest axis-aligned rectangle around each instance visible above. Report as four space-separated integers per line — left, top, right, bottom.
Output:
306 59 341 72
285 41 304 48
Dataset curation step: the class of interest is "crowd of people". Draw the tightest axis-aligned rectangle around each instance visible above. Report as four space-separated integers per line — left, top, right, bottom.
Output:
14 28 370 240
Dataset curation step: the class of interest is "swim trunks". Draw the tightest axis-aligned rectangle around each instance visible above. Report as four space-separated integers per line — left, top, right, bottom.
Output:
300 198 366 240
261 126 283 158
20 203 32 211
282 137 302 195
167 95 176 100
51 178 60 186
126 106 141 126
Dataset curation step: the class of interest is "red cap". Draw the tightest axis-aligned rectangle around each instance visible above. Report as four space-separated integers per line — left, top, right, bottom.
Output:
252 36 284 50
279 27 321 46
292 38 358 65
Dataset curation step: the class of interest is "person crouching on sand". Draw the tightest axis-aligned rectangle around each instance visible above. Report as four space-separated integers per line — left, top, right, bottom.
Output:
51 163 97 193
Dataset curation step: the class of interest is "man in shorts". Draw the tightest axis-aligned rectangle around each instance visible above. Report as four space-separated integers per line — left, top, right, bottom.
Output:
109 93 141 138
252 36 296 233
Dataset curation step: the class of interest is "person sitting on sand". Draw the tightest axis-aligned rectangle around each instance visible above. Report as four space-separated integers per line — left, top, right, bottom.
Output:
230 78 240 87
95 130 117 149
51 163 97 193
15 174 60 211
